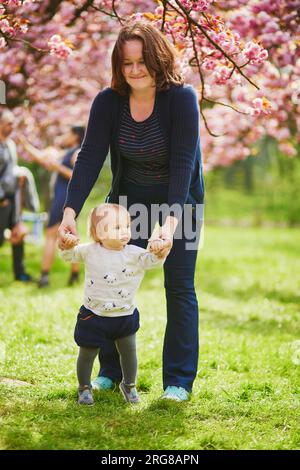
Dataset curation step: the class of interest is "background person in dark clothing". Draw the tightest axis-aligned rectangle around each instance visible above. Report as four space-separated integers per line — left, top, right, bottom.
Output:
19 126 85 287
0 109 33 282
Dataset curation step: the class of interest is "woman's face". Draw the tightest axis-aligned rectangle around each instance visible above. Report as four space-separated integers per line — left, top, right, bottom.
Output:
122 40 155 92
61 130 79 149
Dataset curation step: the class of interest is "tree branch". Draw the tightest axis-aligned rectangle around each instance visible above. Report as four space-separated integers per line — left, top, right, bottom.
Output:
171 0 260 90
67 0 95 27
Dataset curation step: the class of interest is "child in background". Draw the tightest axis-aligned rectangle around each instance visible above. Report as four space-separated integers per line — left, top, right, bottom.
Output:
60 202 167 405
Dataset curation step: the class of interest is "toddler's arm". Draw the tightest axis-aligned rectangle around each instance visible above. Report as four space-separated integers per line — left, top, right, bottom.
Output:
138 241 167 271
59 234 86 263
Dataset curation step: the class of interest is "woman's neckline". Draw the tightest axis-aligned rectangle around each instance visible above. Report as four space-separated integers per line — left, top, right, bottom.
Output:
127 93 157 124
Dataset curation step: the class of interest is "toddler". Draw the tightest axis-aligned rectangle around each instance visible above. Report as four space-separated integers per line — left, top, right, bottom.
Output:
60 202 167 405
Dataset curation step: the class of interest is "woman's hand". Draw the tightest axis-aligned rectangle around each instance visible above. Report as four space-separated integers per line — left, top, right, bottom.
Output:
57 208 80 250
43 155 58 172
152 226 173 259
10 222 28 245
15 135 26 146
148 238 165 253
147 216 178 259
149 237 172 259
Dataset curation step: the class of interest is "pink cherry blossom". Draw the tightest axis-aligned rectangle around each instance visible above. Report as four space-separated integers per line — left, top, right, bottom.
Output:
0 38 7 49
0 0 297 169
278 143 297 158
48 35 73 59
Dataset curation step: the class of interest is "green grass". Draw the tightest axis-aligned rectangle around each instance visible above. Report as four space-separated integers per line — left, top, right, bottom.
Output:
0 223 299 450
204 141 300 227
0 173 299 449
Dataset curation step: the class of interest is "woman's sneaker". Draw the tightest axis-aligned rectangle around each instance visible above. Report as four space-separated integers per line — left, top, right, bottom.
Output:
91 376 114 391
78 386 94 405
119 382 141 404
161 386 190 402
16 272 34 283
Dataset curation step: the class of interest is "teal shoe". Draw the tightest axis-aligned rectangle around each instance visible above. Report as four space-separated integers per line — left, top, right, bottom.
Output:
161 386 190 402
91 376 114 391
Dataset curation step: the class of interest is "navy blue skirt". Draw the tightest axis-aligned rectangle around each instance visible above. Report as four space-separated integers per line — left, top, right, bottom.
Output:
74 305 140 348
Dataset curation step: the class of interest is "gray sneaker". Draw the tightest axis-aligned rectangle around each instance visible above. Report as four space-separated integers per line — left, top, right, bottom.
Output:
78 386 94 405
119 382 141 404
38 273 49 288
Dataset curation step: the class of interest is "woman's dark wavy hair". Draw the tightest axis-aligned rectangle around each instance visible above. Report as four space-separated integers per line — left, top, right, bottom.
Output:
71 125 85 146
111 21 184 95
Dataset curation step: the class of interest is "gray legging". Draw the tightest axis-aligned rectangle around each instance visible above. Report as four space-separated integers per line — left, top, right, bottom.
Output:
77 334 137 388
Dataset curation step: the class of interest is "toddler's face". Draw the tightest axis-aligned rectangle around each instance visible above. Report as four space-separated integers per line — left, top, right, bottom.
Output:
96 207 131 250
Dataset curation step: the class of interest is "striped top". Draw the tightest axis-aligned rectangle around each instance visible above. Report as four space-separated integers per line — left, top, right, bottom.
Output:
65 84 204 217
119 96 169 185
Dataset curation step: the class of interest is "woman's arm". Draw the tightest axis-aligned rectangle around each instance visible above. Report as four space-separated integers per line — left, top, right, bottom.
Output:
43 153 76 180
63 88 114 217
148 86 200 258
57 207 78 250
18 136 62 172
46 147 80 180
18 137 46 166
168 85 200 217
20 136 76 179
58 88 114 249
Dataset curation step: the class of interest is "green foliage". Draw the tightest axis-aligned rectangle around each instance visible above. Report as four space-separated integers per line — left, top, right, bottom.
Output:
0 156 299 449
205 138 300 226
0 223 299 449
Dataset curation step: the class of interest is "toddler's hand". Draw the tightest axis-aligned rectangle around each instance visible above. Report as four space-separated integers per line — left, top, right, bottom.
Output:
62 232 79 249
149 238 168 256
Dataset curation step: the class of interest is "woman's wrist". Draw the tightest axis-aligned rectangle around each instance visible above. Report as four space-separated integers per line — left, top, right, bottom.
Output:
63 207 76 219
163 215 179 238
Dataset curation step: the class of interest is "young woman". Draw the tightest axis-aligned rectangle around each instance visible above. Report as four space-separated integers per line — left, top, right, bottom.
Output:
20 126 85 287
58 21 204 401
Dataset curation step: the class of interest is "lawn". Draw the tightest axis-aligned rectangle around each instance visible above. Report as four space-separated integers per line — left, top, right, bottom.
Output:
0 187 299 449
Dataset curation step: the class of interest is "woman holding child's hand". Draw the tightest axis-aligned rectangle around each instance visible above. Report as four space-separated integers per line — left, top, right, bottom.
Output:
148 217 176 259
58 207 80 251
58 21 204 401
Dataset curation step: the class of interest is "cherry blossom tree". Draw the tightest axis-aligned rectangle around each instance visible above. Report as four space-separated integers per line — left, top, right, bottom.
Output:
198 0 300 168
0 0 298 168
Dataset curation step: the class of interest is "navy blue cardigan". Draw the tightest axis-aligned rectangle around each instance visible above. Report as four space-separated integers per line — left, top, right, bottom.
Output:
65 83 205 218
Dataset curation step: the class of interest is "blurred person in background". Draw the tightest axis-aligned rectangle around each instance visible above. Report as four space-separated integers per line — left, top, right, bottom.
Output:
0 108 38 282
19 125 85 287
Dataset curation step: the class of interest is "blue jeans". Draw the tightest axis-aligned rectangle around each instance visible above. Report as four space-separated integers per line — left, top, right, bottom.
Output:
99 179 202 392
